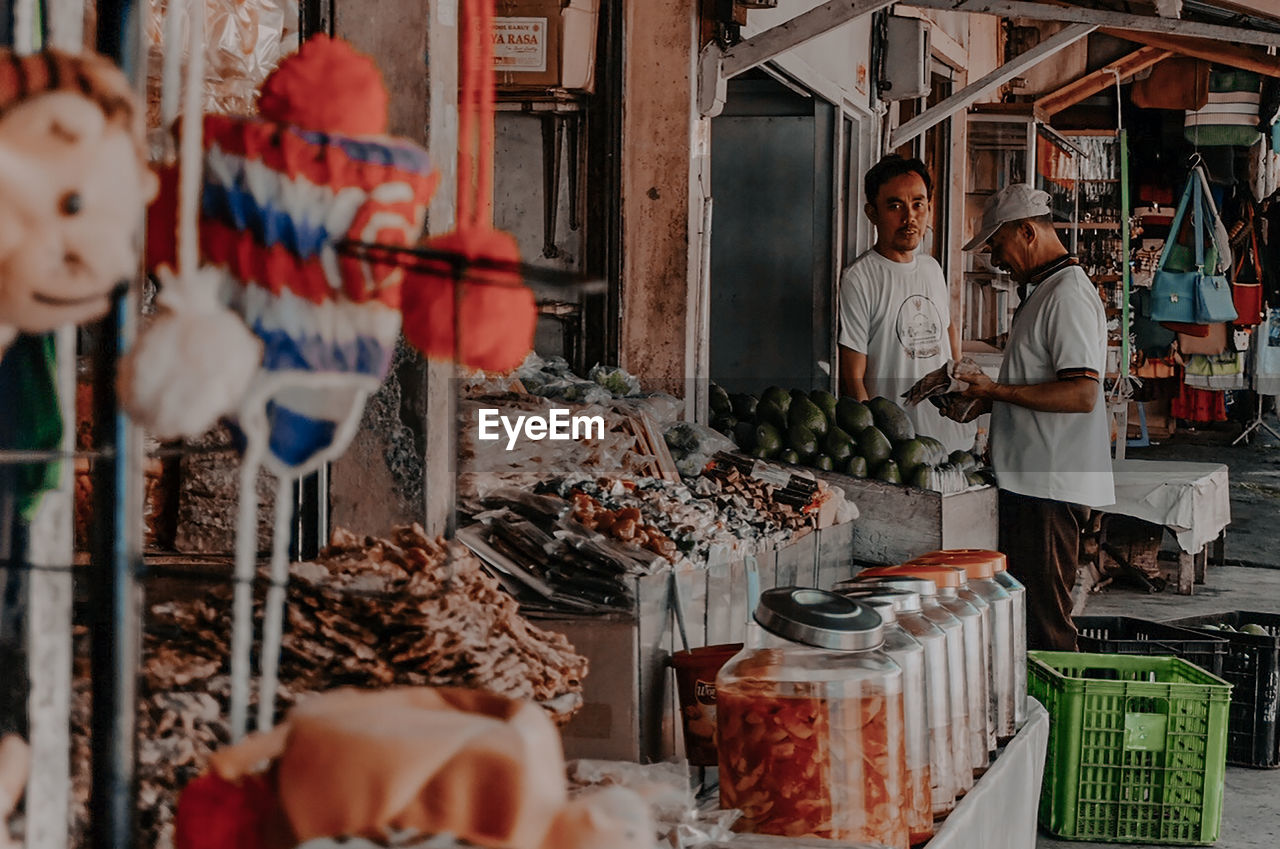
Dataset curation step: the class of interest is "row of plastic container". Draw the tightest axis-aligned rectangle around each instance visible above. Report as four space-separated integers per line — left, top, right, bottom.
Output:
712 549 1028 847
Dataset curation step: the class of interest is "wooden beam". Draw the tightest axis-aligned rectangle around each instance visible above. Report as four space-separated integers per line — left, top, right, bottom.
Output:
890 23 1095 149
1102 27 1280 78
906 0 1280 48
722 0 897 78
1035 46 1173 118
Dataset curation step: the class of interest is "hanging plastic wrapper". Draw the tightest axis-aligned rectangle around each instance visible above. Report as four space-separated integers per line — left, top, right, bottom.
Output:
124 1 439 740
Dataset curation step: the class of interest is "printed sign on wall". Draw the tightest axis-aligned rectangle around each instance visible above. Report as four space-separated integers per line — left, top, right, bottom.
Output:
494 17 548 73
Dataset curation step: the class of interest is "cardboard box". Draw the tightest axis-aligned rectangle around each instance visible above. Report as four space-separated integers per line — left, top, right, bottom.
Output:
495 0 599 93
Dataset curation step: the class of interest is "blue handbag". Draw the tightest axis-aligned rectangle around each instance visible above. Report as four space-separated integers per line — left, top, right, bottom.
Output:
1150 168 1237 325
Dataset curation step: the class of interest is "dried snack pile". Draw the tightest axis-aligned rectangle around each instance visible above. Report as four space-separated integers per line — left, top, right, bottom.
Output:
69 525 587 849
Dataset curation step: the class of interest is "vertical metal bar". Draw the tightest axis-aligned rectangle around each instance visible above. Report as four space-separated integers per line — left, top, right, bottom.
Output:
89 5 144 849
88 289 140 849
1119 128 1131 382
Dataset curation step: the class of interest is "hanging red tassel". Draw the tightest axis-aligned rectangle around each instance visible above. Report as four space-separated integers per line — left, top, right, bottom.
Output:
400 0 537 373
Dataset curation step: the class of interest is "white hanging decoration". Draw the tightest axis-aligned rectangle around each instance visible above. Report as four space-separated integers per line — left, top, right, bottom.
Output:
117 0 260 439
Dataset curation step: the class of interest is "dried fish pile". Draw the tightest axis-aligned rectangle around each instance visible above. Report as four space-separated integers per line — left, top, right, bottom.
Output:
69 525 588 849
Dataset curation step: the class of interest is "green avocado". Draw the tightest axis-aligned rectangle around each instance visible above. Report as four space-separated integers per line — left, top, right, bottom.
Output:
910 464 936 491
712 415 737 435
786 424 819 461
761 386 791 417
710 384 732 417
731 393 759 420
893 438 929 478
754 423 783 456
812 454 835 471
778 449 800 465
809 389 838 424
949 449 978 472
867 397 915 443
757 400 787 431
874 459 902 484
836 397 875 435
844 455 869 478
857 426 893 466
917 435 947 466
788 396 829 439
824 427 855 464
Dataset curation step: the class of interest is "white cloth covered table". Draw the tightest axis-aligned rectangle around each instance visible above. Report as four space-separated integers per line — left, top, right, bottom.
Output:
1102 459 1231 555
924 698 1050 849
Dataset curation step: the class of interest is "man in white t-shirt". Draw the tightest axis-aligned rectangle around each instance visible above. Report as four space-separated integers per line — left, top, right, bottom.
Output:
955 184 1116 651
838 154 974 452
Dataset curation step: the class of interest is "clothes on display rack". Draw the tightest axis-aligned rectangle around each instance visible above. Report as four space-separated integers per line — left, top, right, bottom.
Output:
1172 382 1228 423
1184 352 1247 390
1252 308 1280 396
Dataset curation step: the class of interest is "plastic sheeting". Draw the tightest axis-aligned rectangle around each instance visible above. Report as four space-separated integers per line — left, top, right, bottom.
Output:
1104 459 1232 555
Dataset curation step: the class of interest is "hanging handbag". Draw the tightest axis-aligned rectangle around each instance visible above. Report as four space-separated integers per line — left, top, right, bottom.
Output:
1232 215 1264 326
1151 167 1238 325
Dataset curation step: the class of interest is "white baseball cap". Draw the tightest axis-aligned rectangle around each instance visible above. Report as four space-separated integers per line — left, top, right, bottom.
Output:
962 183 1053 251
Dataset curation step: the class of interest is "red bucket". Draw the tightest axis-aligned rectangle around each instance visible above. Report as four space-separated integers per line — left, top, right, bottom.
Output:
670 643 743 766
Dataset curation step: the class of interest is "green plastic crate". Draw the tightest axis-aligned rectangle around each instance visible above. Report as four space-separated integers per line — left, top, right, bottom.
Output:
1029 651 1231 845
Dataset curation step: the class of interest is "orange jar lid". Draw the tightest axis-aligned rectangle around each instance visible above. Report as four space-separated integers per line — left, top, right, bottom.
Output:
892 563 965 589
855 564 906 580
941 549 1008 575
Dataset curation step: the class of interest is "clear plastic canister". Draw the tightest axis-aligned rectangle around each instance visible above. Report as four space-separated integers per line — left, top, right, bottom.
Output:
848 573 973 797
946 549 1028 729
880 564 991 773
926 551 1017 742
834 585 938 841
717 588 909 848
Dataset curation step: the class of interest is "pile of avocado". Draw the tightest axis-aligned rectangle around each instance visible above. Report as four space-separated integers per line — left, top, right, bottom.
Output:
1199 622 1272 636
709 384 992 493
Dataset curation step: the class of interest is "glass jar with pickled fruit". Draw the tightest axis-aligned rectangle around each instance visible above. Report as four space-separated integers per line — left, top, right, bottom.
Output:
918 550 1017 743
833 585 938 844
716 588 909 849
850 573 974 798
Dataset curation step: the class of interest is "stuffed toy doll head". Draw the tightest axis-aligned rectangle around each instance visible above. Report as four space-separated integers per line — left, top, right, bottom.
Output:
0 49 157 349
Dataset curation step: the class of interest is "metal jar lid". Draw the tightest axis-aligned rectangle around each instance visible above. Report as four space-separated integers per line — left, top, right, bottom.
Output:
848 574 938 598
832 582 923 614
754 587 884 651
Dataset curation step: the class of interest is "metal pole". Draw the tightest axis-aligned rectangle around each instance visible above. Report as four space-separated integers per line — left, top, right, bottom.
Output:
89 4 144 849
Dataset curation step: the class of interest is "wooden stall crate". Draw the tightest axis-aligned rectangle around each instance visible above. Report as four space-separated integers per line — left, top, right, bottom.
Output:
809 471 999 566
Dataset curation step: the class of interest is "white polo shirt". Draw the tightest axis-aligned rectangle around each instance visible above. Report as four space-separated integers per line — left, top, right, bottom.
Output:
990 265 1116 507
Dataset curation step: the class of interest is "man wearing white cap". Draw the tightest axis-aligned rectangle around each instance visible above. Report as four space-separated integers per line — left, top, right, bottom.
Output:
954 184 1115 652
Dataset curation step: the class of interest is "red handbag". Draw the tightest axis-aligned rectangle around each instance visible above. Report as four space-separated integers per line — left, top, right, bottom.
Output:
1232 224 1264 326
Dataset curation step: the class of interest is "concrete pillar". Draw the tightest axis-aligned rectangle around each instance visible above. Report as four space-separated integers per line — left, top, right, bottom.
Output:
327 1 437 535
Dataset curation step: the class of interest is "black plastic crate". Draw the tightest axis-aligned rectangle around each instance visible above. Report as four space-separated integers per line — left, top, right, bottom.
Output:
1165 611 1280 769
1074 615 1228 677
